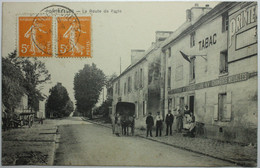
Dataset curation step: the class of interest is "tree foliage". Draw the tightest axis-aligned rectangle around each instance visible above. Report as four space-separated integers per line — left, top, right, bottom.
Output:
46 83 74 118
2 56 25 111
93 98 112 117
74 63 106 117
7 50 51 111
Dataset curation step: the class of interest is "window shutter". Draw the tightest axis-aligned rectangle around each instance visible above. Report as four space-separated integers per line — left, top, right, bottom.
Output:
227 91 232 104
223 104 232 121
222 103 231 121
214 104 218 121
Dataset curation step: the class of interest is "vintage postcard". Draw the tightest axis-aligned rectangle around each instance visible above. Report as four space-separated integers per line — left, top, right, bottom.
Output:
1 1 258 167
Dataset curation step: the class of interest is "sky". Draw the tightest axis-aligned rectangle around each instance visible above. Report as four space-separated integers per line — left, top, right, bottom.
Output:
2 1 219 105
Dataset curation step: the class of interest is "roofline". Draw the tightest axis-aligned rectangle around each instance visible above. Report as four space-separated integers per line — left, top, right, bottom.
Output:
162 2 239 51
156 31 174 33
111 42 163 83
131 49 145 51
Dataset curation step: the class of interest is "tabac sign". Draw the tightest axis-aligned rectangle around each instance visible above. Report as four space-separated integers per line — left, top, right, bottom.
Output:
228 3 257 48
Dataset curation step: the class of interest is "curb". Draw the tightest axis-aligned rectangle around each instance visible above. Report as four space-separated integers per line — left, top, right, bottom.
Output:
83 118 254 167
50 125 59 165
136 135 244 166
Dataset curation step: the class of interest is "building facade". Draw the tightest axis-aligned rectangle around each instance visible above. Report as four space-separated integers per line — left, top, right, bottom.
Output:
161 2 257 144
14 93 28 114
112 31 172 128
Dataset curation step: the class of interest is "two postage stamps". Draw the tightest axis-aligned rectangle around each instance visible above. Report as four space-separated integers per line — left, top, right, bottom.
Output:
18 5 91 57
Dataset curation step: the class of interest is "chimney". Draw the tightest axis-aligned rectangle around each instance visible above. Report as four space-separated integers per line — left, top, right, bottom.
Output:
186 9 191 22
187 3 212 23
131 49 145 64
155 31 173 42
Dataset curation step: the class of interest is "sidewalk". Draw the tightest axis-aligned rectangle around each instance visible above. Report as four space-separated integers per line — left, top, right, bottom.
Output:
85 118 257 167
2 119 58 166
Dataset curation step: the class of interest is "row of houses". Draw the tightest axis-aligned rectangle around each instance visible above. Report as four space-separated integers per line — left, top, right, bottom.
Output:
111 2 257 144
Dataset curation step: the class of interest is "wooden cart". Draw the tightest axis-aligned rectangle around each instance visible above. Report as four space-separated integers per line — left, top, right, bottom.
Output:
116 102 135 136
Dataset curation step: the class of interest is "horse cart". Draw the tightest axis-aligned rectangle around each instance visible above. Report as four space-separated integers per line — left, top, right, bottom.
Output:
116 102 135 136
2 112 34 130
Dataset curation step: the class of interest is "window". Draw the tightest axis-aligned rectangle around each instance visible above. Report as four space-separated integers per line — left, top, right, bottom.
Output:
117 80 120 95
190 57 195 81
135 101 139 118
134 71 138 90
214 92 232 121
167 67 171 89
143 101 146 116
167 48 171 57
218 93 227 121
190 32 195 47
139 68 143 88
128 76 132 92
220 50 228 74
124 82 127 95
168 98 172 111
222 12 229 32
115 83 118 94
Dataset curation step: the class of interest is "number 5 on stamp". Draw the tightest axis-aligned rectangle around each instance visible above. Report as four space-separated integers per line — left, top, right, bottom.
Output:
18 17 52 57
57 16 91 57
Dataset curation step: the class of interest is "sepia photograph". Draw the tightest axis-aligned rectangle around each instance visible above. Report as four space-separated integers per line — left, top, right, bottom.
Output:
1 1 258 167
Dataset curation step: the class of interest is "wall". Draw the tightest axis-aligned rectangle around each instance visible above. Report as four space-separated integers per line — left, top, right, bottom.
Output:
37 100 46 118
112 42 164 128
14 94 28 114
164 2 257 144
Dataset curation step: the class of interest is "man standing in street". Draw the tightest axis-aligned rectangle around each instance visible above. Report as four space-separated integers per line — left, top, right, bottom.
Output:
155 111 163 137
165 110 174 136
146 112 154 137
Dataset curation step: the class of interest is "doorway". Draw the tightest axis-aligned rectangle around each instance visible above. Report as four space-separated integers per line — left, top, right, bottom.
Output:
189 95 195 114
179 97 184 113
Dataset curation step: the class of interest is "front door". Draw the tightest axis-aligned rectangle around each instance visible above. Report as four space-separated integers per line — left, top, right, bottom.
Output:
179 97 184 113
189 95 195 113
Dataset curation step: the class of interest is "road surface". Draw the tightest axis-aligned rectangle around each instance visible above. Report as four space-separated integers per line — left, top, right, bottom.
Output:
54 117 236 166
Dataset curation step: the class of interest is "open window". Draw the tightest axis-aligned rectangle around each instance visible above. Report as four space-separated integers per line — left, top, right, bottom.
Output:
220 50 228 74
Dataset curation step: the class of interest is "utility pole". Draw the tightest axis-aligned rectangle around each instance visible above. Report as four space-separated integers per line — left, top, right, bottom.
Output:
120 57 121 74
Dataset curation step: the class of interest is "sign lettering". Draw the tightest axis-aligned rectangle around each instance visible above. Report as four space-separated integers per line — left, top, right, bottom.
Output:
169 72 252 94
229 4 257 47
198 33 217 50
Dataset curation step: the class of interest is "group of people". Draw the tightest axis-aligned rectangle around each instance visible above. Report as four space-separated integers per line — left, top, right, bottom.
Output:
112 105 196 138
146 105 196 137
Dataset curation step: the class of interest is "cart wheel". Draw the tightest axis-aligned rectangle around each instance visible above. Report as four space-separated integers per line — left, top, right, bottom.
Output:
14 122 18 128
29 117 33 127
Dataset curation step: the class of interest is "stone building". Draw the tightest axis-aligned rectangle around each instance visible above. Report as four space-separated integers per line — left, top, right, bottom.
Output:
112 31 172 128
14 93 28 114
36 100 46 119
161 2 257 144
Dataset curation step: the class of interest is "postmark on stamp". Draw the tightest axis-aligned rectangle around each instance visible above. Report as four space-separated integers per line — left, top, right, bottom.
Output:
17 5 91 57
18 16 52 57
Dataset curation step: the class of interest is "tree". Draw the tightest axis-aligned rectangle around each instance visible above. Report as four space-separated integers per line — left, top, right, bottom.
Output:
74 63 106 117
8 50 51 111
105 73 117 100
2 57 26 111
46 83 73 118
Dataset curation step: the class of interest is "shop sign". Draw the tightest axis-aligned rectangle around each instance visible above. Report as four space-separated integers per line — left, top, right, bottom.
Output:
228 4 257 48
198 33 217 50
169 72 252 94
